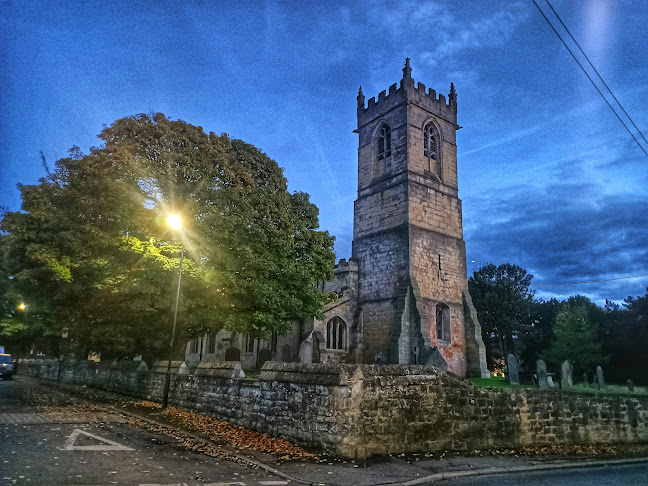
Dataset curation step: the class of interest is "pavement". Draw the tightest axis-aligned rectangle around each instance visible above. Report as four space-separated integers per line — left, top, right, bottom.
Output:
14 376 648 486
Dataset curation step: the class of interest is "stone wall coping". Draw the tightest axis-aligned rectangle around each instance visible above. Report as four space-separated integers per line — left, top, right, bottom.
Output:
150 360 183 373
195 360 243 378
258 362 463 386
260 361 357 385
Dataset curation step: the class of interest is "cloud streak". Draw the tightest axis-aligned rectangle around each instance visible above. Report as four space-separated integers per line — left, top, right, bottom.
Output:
465 179 648 304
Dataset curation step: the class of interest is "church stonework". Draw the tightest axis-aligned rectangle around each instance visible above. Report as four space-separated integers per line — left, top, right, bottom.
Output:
351 59 488 376
186 60 488 378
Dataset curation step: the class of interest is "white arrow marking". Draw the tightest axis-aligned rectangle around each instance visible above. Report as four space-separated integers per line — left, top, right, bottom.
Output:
61 428 134 451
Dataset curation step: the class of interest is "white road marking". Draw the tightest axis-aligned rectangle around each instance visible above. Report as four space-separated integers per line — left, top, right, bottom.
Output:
61 428 134 451
258 482 289 485
139 483 190 486
203 483 246 486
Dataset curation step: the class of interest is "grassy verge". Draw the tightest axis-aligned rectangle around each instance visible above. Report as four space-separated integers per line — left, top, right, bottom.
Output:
469 376 648 395
468 376 532 389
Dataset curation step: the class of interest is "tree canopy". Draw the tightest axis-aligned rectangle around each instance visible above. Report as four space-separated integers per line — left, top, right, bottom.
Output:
0 113 335 360
604 289 648 385
468 263 535 362
468 262 648 385
543 299 606 377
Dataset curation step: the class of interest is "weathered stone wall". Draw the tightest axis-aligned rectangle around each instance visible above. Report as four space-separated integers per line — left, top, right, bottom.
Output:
17 361 648 459
406 100 458 188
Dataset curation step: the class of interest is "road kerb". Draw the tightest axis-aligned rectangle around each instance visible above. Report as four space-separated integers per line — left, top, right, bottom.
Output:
401 456 648 485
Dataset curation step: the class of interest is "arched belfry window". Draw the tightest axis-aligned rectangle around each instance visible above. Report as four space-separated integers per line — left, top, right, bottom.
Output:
424 125 437 159
435 303 451 343
424 122 441 177
378 123 392 161
326 316 347 350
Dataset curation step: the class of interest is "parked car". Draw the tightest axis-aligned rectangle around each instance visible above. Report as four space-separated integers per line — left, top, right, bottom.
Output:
0 354 13 380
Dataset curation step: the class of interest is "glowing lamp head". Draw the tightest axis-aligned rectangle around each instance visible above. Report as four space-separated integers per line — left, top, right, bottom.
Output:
18 302 26 311
166 214 183 230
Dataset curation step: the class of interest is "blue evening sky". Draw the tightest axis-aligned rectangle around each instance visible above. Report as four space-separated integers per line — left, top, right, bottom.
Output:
1 0 648 305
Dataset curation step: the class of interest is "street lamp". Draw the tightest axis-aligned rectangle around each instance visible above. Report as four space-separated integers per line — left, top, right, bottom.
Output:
162 214 185 409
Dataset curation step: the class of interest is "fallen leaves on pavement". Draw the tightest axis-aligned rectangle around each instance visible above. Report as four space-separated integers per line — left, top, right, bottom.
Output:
134 400 162 409
132 402 319 461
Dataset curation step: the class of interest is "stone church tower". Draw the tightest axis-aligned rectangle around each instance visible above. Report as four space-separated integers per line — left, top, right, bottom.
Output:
352 59 489 377
185 60 489 379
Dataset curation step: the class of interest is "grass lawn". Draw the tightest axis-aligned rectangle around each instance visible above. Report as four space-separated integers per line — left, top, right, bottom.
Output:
468 376 532 389
469 376 648 396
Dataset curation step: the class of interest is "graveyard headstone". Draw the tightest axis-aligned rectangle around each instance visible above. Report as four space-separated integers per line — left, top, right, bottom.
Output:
561 360 573 389
596 366 606 390
536 359 548 389
506 354 520 385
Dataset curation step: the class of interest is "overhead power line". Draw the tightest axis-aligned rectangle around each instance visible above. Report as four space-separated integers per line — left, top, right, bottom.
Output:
40 151 51 176
544 0 648 148
532 273 648 286
531 0 648 158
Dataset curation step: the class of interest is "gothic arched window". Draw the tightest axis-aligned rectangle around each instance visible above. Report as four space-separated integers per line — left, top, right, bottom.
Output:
435 303 451 343
245 334 255 353
326 316 347 350
378 123 392 161
424 124 438 159
206 333 217 354
424 122 442 177
189 337 200 354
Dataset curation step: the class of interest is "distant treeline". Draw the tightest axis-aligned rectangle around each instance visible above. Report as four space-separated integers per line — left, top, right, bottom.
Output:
469 263 648 385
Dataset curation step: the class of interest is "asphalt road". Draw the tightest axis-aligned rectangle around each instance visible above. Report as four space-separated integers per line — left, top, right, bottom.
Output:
437 463 648 485
0 379 285 486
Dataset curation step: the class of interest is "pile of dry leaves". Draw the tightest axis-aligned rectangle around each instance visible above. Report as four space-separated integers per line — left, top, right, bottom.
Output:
133 400 319 460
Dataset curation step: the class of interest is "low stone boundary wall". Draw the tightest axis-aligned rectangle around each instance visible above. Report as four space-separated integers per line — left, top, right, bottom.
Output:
16 359 648 458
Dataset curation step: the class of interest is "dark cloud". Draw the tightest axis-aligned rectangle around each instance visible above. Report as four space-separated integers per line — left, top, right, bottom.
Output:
464 181 648 304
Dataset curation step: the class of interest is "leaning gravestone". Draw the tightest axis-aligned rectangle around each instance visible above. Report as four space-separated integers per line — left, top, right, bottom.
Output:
506 354 520 385
596 366 606 390
536 359 549 389
298 333 314 364
423 346 448 370
582 372 589 387
561 360 573 389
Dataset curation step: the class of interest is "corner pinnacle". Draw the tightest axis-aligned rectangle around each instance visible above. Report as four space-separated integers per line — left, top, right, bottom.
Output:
403 58 412 79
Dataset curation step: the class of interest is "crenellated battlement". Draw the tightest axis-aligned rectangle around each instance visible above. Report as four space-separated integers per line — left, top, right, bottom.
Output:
357 59 457 119
334 257 359 274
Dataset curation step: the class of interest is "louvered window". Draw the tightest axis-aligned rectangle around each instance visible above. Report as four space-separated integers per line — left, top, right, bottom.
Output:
378 124 391 160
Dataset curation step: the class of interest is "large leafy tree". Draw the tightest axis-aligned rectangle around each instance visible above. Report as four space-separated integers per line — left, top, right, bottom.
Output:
468 263 535 364
543 299 606 378
1 113 335 359
517 297 561 368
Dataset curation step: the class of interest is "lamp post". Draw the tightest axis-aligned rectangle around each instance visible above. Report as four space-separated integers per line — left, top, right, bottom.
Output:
162 214 184 409
17 303 27 373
